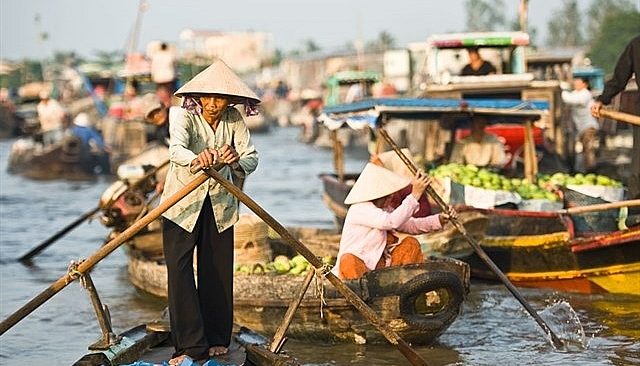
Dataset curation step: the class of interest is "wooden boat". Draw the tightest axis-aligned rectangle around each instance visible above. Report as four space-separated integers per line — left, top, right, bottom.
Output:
454 208 640 295
124 233 470 346
73 324 300 365
7 135 106 180
98 161 470 346
317 97 640 295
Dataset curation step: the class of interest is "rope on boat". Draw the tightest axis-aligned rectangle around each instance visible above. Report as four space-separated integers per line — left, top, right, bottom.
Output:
66 259 86 287
313 263 331 319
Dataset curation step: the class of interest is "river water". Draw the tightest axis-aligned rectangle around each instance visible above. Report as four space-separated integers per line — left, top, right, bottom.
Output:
0 127 639 365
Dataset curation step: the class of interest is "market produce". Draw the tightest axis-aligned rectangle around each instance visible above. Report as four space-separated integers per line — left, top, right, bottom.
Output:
235 254 336 276
430 163 561 201
430 164 623 202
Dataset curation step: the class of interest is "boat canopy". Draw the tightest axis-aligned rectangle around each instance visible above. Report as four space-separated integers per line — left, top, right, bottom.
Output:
326 70 381 85
428 32 530 49
319 97 548 130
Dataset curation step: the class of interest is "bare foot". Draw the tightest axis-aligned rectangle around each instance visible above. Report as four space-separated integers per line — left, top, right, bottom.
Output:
208 345 228 356
169 354 188 366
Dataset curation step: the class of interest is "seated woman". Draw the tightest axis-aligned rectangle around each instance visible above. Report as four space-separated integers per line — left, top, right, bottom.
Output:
334 163 456 280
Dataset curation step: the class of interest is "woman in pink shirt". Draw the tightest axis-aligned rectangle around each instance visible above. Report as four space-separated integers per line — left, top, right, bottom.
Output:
335 163 456 280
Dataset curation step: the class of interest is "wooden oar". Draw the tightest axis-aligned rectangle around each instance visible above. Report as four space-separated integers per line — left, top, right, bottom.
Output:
560 199 640 215
378 128 565 348
17 160 170 262
599 109 640 127
0 169 210 336
18 206 101 263
197 166 429 366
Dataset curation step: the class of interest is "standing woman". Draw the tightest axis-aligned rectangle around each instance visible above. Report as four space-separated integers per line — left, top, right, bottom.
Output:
160 59 260 364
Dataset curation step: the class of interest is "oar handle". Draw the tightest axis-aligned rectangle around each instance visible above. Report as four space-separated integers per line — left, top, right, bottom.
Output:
378 128 565 348
200 167 429 366
561 199 640 215
599 109 640 126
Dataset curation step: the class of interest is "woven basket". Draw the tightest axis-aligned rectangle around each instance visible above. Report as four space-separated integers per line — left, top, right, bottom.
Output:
234 213 271 265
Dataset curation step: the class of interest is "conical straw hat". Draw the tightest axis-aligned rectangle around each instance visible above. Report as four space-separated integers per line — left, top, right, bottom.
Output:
344 163 411 205
174 59 260 104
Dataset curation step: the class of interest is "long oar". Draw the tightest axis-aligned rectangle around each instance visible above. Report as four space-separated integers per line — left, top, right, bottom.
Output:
17 160 170 262
599 109 640 127
559 199 640 215
195 165 429 366
0 169 209 336
378 128 564 348
18 206 101 262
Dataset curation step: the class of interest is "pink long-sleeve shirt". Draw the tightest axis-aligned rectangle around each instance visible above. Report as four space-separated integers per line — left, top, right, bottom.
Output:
333 195 443 277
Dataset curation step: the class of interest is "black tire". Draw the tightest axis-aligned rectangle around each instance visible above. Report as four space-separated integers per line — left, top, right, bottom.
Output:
398 271 465 331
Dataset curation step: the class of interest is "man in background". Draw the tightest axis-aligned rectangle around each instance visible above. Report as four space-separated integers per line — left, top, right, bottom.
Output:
461 47 497 76
36 90 66 145
562 77 600 171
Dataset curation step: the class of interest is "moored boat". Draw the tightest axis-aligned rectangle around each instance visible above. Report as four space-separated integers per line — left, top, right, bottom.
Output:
317 97 640 295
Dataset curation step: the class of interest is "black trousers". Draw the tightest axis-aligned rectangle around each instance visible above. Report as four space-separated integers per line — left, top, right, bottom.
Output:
162 196 234 360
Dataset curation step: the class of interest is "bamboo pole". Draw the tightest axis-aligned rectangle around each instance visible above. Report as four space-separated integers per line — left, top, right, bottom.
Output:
560 199 640 215
378 128 564 348
269 268 315 353
330 130 345 182
599 109 640 126
0 171 210 336
200 167 429 366
18 159 170 262
523 121 537 183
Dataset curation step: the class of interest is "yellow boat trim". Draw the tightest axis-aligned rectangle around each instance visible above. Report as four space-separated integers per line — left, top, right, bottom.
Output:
507 262 640 281
482 231 570 248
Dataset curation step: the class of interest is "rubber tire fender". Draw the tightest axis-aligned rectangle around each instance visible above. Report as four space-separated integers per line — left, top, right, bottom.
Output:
398 270 465 332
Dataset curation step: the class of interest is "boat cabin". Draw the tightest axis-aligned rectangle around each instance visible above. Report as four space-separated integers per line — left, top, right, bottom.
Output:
325 70 381 107
417 32 564 158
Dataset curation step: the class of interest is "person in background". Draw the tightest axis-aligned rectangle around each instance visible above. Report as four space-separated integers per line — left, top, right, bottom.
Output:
591 35 640 118
36 90 66 145
562 77 600 171
160 59 259 365
449 115 507 169
142 94 173 147
460 47 496 76
333 163 456 280
70 113 110 173
151 42 177 94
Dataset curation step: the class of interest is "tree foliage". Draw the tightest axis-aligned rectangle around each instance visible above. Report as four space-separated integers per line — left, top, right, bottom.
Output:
465 0 506 32
586 0 636 42
546 0 584 47
365 31 397 52
588 10 640 74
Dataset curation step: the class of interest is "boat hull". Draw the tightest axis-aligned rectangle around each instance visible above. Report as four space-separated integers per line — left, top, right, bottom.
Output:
125 237 470 345
452 210 640 294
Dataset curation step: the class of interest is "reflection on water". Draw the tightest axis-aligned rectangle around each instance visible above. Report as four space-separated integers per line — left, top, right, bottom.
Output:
1 128 639 365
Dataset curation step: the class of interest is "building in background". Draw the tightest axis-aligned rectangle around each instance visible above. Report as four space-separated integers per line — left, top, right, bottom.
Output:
178 29 275 74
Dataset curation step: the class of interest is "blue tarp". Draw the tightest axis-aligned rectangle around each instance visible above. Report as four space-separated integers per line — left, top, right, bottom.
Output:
319 97 550 130
322 98 549 115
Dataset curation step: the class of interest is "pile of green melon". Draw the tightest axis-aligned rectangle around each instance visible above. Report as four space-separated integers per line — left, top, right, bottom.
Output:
235 254 335 276
429 164 623 202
